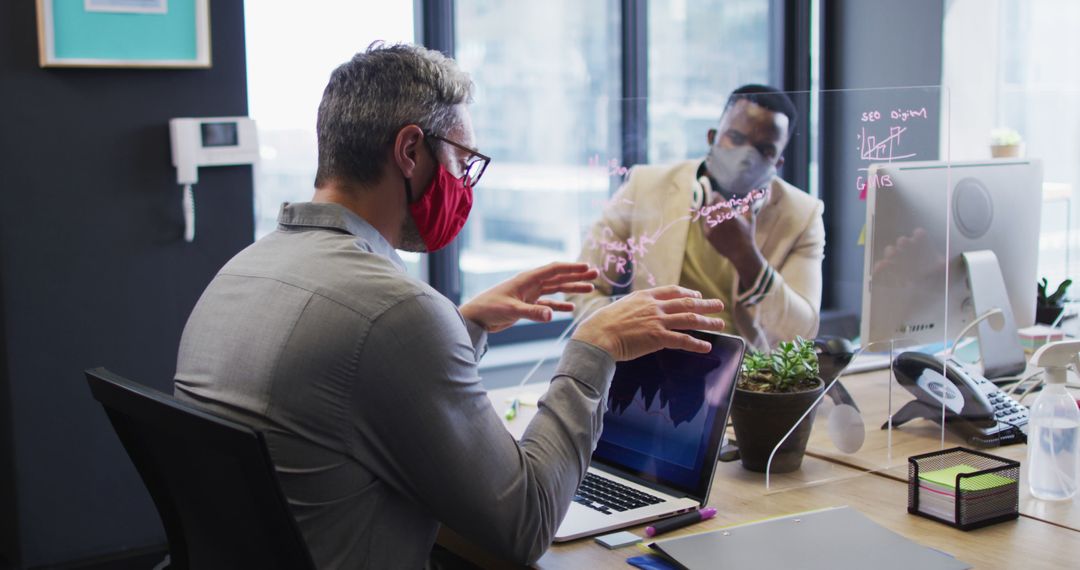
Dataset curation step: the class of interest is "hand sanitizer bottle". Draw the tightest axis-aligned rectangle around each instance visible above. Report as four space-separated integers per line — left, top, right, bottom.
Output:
1027 341 1080 501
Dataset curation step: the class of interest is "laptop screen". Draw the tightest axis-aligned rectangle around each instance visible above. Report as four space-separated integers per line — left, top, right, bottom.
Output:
591 332 744 500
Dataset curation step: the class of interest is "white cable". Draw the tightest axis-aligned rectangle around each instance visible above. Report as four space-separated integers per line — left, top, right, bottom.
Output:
1014 373 1045 405
503 294 626 420
946 307 1004 363
1005 368 1044 395
182 184 195 243
514 294 625 390
1019 373 1045 405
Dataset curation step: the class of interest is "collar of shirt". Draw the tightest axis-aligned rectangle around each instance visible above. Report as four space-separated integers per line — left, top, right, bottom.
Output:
694 160 726 203
276 201 407 273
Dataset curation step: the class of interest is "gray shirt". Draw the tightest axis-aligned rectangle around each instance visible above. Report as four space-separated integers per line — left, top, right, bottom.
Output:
174 202 615 569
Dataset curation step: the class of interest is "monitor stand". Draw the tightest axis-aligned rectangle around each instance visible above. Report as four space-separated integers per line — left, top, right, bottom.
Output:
963 250 1026 378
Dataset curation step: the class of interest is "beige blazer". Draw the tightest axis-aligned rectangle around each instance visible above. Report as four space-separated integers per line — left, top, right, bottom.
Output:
572 159 825 351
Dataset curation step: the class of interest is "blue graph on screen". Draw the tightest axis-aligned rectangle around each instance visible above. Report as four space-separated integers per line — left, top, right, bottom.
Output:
602 350 722 469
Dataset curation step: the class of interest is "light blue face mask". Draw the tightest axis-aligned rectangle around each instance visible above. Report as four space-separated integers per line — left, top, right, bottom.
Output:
704 144 776 200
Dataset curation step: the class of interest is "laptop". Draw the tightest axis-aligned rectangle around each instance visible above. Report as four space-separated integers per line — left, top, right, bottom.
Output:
554 331 745 541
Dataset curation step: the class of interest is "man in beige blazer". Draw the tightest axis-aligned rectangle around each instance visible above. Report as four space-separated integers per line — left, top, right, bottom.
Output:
573 85 825 351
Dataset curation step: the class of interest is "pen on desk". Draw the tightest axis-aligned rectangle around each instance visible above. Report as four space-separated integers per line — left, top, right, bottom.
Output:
645 507 717 538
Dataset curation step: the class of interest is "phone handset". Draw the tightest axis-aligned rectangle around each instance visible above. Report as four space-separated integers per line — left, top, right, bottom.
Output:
884 351 1028 447
181 184 195 242
169 117 258 242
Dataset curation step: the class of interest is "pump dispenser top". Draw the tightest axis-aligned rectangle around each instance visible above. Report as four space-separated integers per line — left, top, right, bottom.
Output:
1031 340 1080 385
1027 340 1080 501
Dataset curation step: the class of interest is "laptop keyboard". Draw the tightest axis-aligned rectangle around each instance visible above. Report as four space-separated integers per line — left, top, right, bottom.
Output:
572 473 665 515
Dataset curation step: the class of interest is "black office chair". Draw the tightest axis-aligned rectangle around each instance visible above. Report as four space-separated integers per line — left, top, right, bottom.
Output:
85 367 317 570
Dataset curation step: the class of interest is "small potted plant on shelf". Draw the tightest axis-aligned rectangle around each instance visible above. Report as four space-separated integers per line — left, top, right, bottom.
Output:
989 127 1023 158
1036 277 1072 325
730 337 825 473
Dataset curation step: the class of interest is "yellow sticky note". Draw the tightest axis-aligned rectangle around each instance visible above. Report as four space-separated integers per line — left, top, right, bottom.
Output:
857 224 866 246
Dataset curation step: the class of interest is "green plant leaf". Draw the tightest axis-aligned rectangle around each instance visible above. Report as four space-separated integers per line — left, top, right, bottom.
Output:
1052 279 1073 304
742 336 820 392
1038 277 1073 306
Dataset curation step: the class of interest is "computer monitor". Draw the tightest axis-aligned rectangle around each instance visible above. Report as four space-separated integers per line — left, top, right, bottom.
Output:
860 159 1044 376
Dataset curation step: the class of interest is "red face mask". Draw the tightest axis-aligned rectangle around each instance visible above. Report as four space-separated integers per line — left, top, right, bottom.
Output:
407 164 473 252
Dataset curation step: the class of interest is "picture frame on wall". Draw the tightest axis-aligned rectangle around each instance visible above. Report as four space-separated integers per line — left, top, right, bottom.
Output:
36 0 211 68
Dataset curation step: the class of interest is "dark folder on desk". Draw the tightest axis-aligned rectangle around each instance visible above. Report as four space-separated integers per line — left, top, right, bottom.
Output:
648 506 970 570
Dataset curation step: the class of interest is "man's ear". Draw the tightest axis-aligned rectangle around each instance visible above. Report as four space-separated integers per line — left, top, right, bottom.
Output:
707 128 717 146
775 155 785 170
392 125 425 179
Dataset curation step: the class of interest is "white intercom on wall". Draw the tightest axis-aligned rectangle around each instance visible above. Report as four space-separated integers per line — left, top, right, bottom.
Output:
169 117 259 242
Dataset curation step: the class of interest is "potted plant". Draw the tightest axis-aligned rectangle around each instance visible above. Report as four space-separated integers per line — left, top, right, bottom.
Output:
990 128 1023 158
730 337 825 473
1036 277 1072 325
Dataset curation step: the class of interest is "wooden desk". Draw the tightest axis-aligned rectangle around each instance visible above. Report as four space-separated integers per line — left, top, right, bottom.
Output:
807 368 1080 531
442 378 1080 568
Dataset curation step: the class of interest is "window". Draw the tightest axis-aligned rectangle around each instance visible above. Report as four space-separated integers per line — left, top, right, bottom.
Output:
944 0 1080 287
648 0 772 164
248 1 790 343
454 0 775 313
455 0 621 303
244 2 422 277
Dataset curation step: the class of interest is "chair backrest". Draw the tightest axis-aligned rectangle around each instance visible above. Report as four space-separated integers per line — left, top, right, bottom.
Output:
85 367 316 570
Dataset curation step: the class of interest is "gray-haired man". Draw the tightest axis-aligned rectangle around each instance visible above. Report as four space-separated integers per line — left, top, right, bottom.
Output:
173 43 725 568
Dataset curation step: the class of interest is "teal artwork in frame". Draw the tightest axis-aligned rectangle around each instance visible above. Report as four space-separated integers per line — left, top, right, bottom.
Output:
37 0 211 68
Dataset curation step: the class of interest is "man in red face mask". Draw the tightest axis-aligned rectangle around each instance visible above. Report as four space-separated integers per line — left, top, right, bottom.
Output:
173 43 726 568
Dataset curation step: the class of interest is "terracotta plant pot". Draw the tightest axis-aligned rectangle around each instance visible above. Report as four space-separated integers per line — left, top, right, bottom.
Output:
990 144 1022 158
730 378 825 473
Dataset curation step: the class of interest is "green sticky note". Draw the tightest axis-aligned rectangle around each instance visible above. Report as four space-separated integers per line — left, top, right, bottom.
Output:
919 464 1015 491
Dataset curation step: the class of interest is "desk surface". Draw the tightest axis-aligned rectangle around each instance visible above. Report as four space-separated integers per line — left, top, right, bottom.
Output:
805 367 1080 532
443 371 1080 569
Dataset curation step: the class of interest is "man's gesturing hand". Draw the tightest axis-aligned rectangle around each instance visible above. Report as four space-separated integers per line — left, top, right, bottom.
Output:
572 286 726 361
459 262 599 333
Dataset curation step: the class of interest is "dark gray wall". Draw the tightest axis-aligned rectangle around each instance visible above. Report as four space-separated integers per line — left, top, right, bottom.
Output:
821 0 945 317
0 2 252 567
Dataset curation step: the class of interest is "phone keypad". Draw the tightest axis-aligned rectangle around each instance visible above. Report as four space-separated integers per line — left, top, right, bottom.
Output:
987 390 1028 426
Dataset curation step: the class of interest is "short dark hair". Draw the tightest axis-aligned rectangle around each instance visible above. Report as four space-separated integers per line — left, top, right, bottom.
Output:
315 43 474 187
724 84 798 134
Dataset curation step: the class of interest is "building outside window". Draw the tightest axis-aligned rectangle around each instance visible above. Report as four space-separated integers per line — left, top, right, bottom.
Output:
245 2 421 277
456 0 771 305
455 0 621 302
648 0 770 164
944 0 1080 287
247 1 778 337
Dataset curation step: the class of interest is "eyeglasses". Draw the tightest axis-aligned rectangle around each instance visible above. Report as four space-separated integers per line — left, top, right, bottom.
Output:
424 131 491 188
